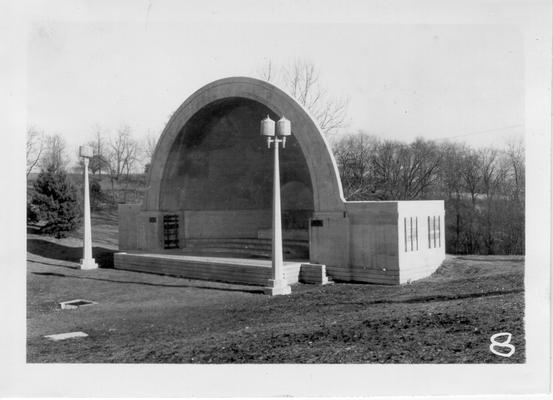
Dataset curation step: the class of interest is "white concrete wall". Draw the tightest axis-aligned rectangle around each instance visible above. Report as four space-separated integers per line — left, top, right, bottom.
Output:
397 200 446 283
309 211 350 274
346 202 399 267
183 210 271 239
118 204 141 250
136 211 165 250
308 200 445 285
118 205 167 251
309 203 400 284
119 200 446 285
344 202 400 284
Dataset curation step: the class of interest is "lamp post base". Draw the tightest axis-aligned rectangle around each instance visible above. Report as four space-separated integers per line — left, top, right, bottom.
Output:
80 258 98 270
263 279 292 296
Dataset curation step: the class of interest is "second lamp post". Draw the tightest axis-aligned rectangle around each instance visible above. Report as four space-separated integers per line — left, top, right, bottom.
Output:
79 145 98 270
260 115 292 296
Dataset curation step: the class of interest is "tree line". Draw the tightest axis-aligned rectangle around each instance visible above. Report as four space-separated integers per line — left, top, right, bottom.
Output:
26 125 157 179
332 133 525 255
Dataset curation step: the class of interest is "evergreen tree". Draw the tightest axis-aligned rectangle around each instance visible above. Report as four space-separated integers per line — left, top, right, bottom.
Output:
29 165 81 238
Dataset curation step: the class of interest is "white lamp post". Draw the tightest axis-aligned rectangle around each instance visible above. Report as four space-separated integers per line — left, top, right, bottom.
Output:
79 145 98 270
260 115 292 296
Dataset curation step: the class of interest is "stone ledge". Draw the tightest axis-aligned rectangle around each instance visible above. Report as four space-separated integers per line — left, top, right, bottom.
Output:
300 263 330 285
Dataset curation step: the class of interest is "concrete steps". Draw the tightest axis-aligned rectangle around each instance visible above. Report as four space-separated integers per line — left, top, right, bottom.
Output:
180 247 273 259
183 238 309 260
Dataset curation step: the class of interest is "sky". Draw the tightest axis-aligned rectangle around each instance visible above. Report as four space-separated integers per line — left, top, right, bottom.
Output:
26 3 525 165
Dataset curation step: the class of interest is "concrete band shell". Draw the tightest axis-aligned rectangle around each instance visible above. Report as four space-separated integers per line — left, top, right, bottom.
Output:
117 76 446 286
143 77 345 212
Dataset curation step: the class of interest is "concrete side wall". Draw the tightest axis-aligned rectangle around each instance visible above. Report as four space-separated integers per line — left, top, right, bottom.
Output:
118 204 141 250
118 205 168 251
183 210 271 239
397 200 446 283
345 202 400 284
136 211 165 251
118 200 446 285
119 208 305 250
309 201 444 285
309 211 350 270
309 202 400 284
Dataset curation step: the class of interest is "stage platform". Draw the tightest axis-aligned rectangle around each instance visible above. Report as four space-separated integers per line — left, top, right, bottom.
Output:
114 251 328 287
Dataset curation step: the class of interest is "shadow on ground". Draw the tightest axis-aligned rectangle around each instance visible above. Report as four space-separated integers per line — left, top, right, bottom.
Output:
31 271 264 294
27 239 116 268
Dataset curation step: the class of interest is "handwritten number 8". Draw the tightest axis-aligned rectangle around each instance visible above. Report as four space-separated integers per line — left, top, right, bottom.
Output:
489 332 515 358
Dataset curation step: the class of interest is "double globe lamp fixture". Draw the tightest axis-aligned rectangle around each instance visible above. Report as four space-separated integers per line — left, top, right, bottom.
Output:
260 115 291 148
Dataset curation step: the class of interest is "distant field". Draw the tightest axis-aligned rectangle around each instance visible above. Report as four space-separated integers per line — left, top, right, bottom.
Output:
26 210 524 363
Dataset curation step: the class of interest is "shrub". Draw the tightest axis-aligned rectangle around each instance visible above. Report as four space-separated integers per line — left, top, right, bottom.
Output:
29 165 81 238
90 178 112 210
26 198 39 223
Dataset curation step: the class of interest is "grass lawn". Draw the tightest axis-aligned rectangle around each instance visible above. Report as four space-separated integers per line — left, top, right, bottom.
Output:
27 211 524 363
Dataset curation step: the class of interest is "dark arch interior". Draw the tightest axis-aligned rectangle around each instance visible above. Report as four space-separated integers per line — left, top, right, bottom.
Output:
159 97 314 238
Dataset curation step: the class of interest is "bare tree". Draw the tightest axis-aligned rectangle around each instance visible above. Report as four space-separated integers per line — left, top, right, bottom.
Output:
144 131 159 160
437 142 468 253
408 138 442 199
332 131 379 200
257 59 274 82
26 127 44 177
258 59 349 136
107 125 139 181
333 134 441 201
504 137 525 203
105 126 140 203
478 148 508 254
438 143 466 199
141 131 160 174
499 138 525 254
460 149 482 208
371 138 441 200
76 126 110 175
40 134 69 172
88 126 110 176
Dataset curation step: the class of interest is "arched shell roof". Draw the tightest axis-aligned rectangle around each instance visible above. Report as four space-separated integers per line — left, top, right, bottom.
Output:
143 76 345 212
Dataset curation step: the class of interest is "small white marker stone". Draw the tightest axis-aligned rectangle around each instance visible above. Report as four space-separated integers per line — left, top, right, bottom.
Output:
44 331 89 341
59 299 97 309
